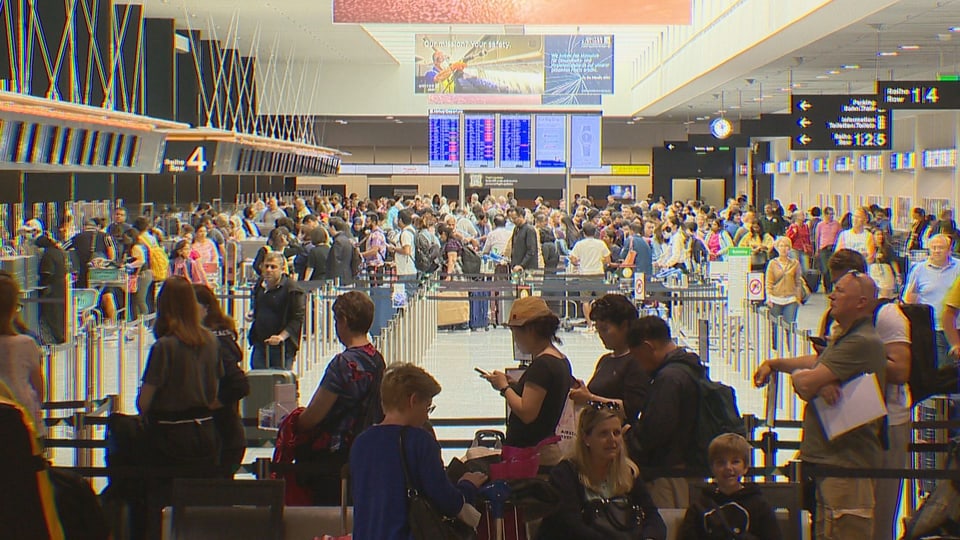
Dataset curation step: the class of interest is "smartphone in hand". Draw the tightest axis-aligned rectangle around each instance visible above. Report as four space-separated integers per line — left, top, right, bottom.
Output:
807 335 828 348
474 367 491 377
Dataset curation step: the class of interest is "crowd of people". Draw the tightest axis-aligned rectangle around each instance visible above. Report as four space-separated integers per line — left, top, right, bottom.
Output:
4 189 960 539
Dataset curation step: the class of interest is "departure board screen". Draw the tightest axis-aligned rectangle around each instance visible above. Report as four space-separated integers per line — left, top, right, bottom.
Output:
535 114 566 167
499 114 531 168
428 114 460 167
463 115 495 168
570 115 601 169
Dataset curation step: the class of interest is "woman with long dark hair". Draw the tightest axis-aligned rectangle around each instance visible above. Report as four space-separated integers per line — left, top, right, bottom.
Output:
137 277 221 469
194 284 249 474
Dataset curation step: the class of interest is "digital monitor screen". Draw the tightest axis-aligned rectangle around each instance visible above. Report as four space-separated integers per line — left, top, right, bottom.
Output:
535 114 566 168
570 115 601 169
463 115 495 168
610 185 634 199
428 114 460 167
499 114 531 168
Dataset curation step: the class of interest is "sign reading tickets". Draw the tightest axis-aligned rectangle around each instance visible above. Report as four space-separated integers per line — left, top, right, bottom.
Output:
416 34 613 95
336 0 691 25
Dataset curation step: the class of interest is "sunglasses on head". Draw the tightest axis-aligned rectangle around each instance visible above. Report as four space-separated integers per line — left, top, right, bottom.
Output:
586 400 621 411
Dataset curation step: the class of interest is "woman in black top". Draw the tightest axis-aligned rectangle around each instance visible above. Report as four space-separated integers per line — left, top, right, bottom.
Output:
304 226 330 281
194 284 249 474
537 404 666 540
137 278 222 467
570 294 649 422
482 297 572 466
35 234 67 344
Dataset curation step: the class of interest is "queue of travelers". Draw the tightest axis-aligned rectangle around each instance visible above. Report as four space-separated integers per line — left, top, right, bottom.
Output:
4 191 960 539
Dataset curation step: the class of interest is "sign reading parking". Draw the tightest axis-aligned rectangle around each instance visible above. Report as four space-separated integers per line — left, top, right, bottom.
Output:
791 95 892 151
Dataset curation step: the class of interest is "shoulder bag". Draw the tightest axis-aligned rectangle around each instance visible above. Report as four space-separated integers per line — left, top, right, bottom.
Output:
582 495 646 539
399 427 476 540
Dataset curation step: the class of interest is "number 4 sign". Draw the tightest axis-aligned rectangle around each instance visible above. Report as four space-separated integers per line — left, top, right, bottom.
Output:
187 146 208 173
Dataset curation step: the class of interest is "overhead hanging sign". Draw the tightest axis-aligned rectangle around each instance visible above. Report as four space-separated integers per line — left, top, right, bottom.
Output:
337 0 690 24
877 80 960 110
791 95 892 151
415 34 613 96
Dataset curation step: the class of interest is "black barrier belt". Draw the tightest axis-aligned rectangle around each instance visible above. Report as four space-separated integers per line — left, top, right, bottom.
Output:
803 463 960 481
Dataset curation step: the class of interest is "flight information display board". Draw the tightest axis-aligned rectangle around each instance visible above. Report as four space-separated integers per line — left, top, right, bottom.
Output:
791 95 892 151
570 115 601 169
499 114 531 168
877 80 960 109
428 114 460 167
535 114 566 167
463 115 495 168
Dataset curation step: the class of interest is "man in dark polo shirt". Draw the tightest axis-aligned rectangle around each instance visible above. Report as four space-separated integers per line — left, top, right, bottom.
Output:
754 272 886 538
247 252 306 370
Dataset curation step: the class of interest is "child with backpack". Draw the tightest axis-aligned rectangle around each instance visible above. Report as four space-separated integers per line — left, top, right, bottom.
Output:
679 434 783 540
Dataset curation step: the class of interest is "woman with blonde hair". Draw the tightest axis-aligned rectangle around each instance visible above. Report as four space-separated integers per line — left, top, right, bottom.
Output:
537 403 666 539
765 236 804 326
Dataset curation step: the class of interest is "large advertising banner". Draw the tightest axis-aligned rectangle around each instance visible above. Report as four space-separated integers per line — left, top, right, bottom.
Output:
416 34 614 96
336 0 691 25
416 35 545 95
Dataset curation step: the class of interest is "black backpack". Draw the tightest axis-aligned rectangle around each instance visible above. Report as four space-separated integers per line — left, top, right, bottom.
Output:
415 230 441 273
824 301 948 406
877 302 941 406
673 362 747 475
460 244 482 275
49 468 110 540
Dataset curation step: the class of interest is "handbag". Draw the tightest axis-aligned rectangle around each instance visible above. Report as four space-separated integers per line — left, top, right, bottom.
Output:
399 427 476 540
582 496 646 539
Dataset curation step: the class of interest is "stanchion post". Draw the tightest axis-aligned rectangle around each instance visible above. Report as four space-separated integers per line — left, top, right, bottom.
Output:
698 319 709 367
254 457 270 480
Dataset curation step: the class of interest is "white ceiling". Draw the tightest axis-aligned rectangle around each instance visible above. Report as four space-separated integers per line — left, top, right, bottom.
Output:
138 0 960 126
670 0 960 123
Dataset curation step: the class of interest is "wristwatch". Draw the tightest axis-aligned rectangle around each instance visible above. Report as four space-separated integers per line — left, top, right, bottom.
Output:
499 385 510 397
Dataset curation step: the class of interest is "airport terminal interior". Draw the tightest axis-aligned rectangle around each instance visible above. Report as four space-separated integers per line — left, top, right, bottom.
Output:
3 0 960 539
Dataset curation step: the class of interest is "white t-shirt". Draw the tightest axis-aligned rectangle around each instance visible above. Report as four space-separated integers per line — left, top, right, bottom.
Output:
874 303 911 426
570 238 610 275
395 226 417 276
838 229 870 257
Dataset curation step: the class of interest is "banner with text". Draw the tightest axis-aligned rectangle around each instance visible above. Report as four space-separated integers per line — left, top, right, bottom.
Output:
416 34 613 96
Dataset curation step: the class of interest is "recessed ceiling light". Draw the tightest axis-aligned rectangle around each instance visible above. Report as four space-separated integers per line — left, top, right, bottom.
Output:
878 51 899 57
841 64 860 69
335 119 348 125
385 116 394 120
899 45 920 50
728 105 741 109
626 121 635 125
394 120 403 124
828 70 841 75
816 75 830 79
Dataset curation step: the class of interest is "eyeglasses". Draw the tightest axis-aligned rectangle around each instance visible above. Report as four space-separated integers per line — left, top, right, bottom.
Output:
586 400 620 411
427 404 436 414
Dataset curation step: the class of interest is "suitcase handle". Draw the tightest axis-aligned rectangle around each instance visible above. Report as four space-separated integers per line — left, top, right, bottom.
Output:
473 430 505 449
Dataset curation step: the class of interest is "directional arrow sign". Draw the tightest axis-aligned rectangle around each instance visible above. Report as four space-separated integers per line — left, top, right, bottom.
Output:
797 100 812 111
666 143 676 150
797 117 812 128
797 134 812 145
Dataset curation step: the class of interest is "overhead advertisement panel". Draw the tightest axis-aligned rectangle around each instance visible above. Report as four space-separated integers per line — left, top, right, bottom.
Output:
336 0 690 24
415 34 613 96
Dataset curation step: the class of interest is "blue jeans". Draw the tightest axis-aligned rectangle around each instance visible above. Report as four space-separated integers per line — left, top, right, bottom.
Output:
250 343 295 370
769 302 799 350
769 301 799 325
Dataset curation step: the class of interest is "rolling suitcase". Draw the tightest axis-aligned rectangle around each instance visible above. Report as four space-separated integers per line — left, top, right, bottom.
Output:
803 268 821 293
241 369 298 445
469 290 490 330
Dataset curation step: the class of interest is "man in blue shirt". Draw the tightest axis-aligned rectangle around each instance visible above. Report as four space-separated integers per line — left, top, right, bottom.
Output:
620 220 653 279
903 234 960 366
